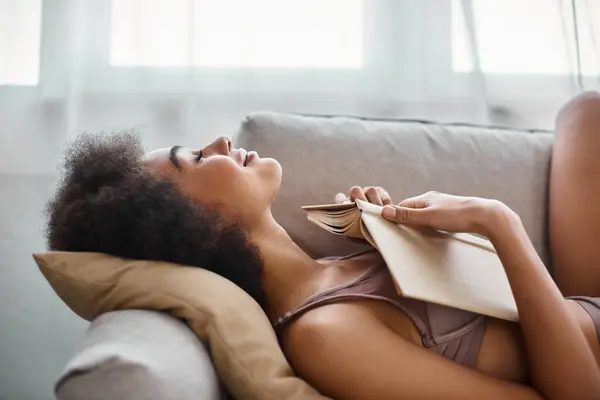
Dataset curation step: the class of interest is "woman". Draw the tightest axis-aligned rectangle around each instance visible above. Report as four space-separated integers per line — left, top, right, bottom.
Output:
46 93 600 400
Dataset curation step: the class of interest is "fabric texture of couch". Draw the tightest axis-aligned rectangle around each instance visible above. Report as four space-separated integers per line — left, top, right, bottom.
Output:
56 310 226 400
56 112 554 399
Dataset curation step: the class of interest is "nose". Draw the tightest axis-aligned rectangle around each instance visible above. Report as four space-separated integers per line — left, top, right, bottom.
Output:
203 136 231 156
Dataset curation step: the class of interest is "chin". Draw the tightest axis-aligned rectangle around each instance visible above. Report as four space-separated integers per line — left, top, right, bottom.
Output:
256 157 282 178
259 158 282 198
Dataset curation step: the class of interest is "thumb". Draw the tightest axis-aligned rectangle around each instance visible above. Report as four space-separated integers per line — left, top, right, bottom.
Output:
382 205 425 223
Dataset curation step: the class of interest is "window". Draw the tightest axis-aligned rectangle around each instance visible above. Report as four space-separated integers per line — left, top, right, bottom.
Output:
0 0 42 85
110 0 363 69
5 0 594 106
452 0 600 76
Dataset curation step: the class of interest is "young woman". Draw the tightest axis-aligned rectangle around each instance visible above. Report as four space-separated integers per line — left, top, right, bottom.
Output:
46 93 600 400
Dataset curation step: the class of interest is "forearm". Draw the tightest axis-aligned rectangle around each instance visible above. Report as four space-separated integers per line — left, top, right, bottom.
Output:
486 206 600 400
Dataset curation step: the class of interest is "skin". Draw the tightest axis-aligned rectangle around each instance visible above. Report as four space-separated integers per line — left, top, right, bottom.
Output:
550 92 600 297
144 93 600 399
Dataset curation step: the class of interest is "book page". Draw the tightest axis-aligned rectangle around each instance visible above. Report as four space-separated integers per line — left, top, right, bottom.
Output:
305 209 357 229
355 199 518 322
302 203 357 211
304 205 363 239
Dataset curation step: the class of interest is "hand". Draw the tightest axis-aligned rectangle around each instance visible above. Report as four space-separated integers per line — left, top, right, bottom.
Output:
381 191 515 236
335 186 393 206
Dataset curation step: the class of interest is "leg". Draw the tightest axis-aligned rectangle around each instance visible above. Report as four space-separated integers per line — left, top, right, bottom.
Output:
550 91 600 297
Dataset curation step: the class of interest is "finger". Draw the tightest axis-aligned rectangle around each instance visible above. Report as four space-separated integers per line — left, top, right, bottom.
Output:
398 195 429 209
349 186 367 202
364 186 383 205
382 205 430 224
379 188 393 205
335 193 351 204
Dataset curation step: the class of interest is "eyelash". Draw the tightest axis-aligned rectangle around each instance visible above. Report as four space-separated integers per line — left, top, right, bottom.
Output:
195 151 203 163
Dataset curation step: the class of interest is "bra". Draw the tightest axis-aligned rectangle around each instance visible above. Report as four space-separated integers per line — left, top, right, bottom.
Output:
273 252 487 367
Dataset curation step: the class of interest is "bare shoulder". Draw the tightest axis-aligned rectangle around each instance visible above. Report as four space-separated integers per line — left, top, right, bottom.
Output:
280 302 387 396
282 302 380 351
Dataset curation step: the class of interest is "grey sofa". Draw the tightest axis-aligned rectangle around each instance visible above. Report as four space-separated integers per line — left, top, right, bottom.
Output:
56 112 554 399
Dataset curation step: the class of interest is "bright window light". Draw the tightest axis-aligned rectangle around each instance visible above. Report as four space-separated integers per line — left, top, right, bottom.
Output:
110 0 363 69
0 0 41 85
576 0 600 76
452 0 599 75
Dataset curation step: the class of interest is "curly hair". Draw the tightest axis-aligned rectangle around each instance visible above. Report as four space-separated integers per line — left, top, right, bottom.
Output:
45 132 265 307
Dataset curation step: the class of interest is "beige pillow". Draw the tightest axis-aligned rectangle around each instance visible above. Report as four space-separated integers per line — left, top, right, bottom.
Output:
33 251 330 400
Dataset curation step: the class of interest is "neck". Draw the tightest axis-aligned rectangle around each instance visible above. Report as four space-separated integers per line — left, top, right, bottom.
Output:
250 211 325 321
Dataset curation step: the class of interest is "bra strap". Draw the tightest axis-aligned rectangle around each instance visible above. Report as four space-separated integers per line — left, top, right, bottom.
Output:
273 265 380 330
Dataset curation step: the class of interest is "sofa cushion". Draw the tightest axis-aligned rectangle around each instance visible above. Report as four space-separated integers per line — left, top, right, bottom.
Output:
235 113 554 269
55 310 226 400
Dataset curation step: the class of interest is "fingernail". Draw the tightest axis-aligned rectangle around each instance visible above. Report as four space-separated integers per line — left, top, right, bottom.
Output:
382 206 396 218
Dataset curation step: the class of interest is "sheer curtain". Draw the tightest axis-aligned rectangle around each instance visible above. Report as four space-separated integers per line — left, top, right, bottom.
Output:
1 0 600 174
0 1 599 399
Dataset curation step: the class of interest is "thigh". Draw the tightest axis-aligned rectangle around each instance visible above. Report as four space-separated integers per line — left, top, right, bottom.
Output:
550 92 600 297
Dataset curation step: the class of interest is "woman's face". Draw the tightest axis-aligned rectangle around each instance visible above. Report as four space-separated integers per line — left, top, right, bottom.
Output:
144 136 282 227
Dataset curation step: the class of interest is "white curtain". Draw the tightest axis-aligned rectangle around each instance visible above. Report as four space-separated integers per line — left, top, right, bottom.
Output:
1 0 599 175
0 2 599 398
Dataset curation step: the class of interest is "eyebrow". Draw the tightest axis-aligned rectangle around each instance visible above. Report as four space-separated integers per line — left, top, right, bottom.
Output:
169 145 182 171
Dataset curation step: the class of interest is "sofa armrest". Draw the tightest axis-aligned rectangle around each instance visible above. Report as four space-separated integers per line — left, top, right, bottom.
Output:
56 310 227 400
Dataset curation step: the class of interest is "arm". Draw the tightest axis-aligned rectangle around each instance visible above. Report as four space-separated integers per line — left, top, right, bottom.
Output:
283 303 542 400
484 204 600 400
381 191 600 400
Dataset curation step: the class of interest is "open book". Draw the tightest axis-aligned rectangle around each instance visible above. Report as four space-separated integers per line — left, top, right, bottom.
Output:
302 199 519 322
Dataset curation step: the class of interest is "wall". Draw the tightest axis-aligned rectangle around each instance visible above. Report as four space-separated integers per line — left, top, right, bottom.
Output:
0 174 88 400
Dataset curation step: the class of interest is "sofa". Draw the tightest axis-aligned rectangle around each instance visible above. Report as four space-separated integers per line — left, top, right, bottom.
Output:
54 112 554 399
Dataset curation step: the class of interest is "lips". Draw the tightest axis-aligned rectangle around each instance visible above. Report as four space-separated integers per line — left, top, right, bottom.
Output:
245 151 257 166
235 148 247 167
236 148 257 167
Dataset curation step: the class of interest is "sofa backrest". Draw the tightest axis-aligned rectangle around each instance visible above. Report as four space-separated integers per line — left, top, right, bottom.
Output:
234 112 554 270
